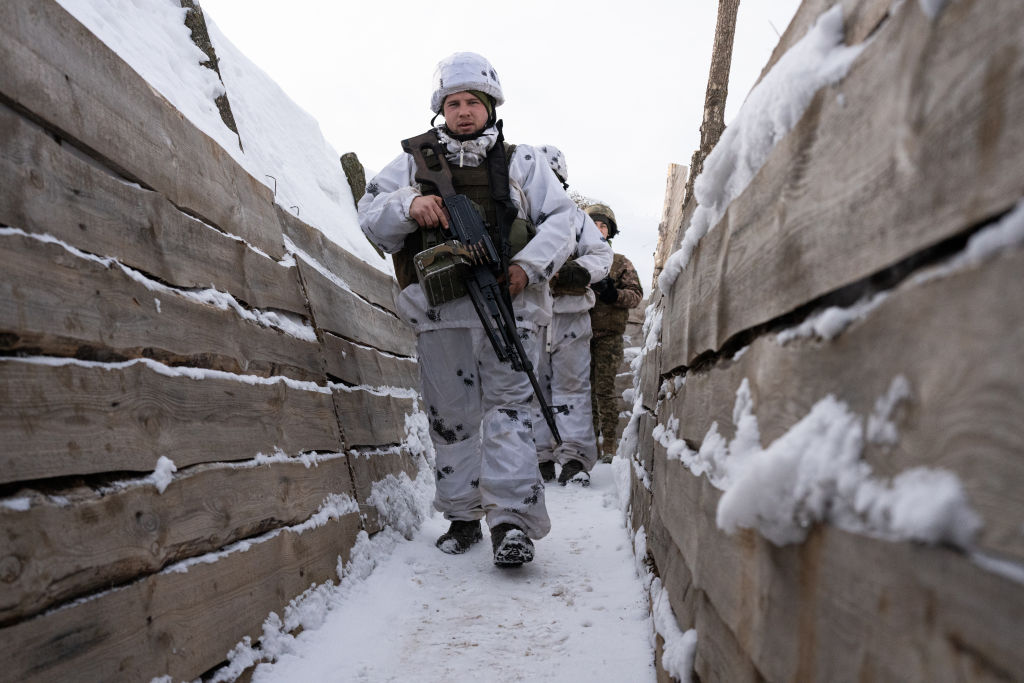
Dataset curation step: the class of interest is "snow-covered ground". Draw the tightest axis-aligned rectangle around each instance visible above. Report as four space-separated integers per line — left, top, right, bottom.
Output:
225 463 659 682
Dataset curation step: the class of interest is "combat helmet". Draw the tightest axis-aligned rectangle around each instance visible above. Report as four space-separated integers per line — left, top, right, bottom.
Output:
430 52 505 114
584 203 618 238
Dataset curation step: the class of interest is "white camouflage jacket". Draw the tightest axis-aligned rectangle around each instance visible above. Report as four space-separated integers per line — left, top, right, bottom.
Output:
553 209 614 315
358 126 576 333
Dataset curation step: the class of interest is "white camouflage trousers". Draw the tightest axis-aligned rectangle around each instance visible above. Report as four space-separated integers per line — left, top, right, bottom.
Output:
533 311 599 471
418 325 550 540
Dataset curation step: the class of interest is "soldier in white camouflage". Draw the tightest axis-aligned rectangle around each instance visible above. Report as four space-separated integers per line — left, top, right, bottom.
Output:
532 147 613 487
358 52 577 567
586 203 643 462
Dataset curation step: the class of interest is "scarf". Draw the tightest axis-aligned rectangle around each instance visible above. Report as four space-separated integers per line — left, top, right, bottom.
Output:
435 125 498 168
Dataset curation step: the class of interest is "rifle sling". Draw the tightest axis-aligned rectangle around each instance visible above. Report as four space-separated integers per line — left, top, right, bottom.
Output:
486 120 519 314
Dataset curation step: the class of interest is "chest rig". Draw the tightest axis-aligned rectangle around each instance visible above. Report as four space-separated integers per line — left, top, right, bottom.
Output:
392 137 536 293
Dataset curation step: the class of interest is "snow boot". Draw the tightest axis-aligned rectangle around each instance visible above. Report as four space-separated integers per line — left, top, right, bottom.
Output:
491 522 534 567
539 461 556 482
436 519 483 554
557 459 590 487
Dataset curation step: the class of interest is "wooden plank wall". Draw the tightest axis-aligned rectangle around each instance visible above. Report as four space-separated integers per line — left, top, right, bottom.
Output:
0 1 422 680
638 0 1024 680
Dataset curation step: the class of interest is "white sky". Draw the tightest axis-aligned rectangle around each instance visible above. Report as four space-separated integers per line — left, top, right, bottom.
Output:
198 0 801 291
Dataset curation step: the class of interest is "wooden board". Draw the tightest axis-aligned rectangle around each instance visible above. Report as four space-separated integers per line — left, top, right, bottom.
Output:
756 0 892 86
635 338 662 413
348 449 420 534
663 0 1024 369
0 455 357 624
0 511 362 682
0 231 323 380
0 102 306 314
278 205 398 313
651 455 1024 683
0 359 341 483
333 389 416 448
323 332 419 389
299 259 416 358
661 245 1024 562
0 0 284 259
653 163 689 279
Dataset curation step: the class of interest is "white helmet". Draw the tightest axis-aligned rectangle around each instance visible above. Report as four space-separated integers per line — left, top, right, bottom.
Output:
430 52 505 114
539 145 568 184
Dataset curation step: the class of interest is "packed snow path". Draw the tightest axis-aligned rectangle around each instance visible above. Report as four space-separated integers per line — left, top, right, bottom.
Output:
251 463 657 681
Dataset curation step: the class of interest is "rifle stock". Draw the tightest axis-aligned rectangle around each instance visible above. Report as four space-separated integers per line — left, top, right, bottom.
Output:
402 131 562 445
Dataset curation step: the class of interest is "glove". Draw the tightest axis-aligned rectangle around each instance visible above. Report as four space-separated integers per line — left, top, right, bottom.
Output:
551 260 590 295
592 276 618 303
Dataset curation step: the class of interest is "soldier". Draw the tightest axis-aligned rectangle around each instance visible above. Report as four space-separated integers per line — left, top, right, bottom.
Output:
532 146 613 487
357 52 575 567
586 203 644 463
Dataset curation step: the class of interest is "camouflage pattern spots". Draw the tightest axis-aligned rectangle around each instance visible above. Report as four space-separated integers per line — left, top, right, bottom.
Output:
497 408 521 422
430 414 464 444
590 333 624 458
521 483 543 506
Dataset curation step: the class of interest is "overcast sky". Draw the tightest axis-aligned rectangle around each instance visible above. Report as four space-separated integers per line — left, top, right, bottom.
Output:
199 0 801 291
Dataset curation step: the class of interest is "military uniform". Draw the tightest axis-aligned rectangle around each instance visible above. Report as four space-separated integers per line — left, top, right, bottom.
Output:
531 146 613 485
589 252 643 460
358 53 577 562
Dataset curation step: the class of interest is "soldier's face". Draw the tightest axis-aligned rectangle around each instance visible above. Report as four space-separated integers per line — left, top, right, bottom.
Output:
595 221 610 239
443 92 489 135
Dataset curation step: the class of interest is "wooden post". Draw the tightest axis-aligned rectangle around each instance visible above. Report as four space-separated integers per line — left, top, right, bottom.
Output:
340 152 386 259
180 0 242 146
685 0 740 205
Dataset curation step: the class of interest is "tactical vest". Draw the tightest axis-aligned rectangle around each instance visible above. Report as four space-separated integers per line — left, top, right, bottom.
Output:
392 141 535 290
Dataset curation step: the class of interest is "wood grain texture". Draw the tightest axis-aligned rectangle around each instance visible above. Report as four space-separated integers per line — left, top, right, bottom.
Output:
299 258 416 358
0 231 323 380
0 359 342 483
756 0 891 85
628 467 652 540
652 455 1024 683
647 501 766 683
323 332 419 389
348 449 420 534
663 0 1024 369
278 205 398 313
0 455 357 624
0 102 306 314
0 512 362 682
0 0 284 259
653 164 689 281
333 388 416 448
661 244 1024 562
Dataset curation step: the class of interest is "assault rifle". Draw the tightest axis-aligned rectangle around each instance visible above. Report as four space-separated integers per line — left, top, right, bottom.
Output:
402 131 562 445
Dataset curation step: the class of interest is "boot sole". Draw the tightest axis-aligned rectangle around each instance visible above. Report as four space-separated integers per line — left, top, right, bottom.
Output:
493 536 534 567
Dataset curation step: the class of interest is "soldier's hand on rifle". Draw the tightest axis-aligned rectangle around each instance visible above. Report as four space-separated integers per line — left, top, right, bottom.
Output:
410 195 449 229
504 264 529 297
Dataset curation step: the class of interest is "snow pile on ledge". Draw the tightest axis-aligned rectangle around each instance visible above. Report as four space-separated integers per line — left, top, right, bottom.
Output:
654 378 982 548
630 528 698 682
658 5 865 292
